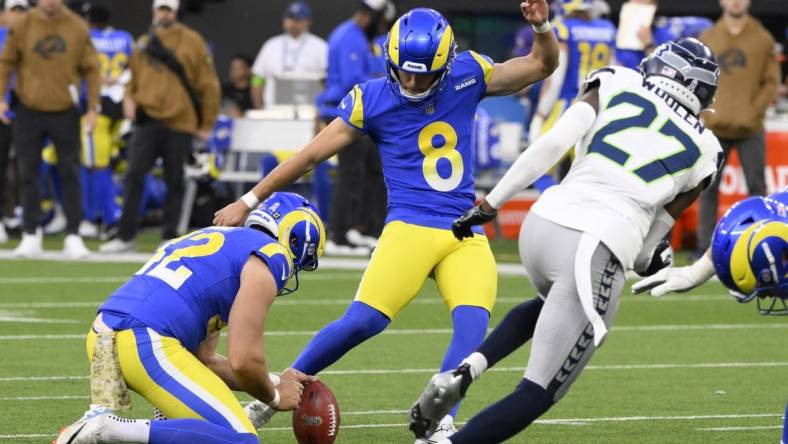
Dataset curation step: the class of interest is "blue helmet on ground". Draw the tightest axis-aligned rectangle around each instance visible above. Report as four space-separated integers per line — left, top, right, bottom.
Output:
741 221 788 315
384 8 456 102
245 192 325 274
711 196 777 300
639 37 720 115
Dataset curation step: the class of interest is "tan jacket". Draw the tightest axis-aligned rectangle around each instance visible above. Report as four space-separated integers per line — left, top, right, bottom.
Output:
0 7 100 112
127 22 220 134
700 16 780 139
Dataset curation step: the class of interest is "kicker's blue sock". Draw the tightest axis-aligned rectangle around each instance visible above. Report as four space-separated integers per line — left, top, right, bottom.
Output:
292 301 390 375
449 378 554 444
478 297 544 368
94 168 120 225
440 305 489 417
149 419 258 444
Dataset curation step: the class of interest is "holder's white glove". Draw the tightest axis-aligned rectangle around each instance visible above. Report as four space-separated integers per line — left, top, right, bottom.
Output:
632 253 716 297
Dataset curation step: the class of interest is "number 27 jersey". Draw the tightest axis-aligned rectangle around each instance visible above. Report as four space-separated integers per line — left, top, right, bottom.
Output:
532 67 723 269
337 51 494 233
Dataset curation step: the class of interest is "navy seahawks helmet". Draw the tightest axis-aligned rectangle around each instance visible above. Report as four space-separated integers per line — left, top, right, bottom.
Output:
245 192 325 294
384 8 457 102
639 37 720 115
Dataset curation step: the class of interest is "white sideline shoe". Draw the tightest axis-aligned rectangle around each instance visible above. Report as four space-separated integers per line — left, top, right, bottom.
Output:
64 234 90 259
99 238 135 254
44 207 67 234
13 229 42 258
79 221 100 238
0 223 7 244
346 228 377 249
324 239 370 257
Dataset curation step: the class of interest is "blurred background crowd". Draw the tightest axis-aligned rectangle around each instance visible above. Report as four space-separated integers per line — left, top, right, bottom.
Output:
0 0 785 258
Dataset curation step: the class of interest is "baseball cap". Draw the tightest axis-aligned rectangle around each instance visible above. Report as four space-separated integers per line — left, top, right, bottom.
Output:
152 0 179 11
284 1 311 20
5 0 29 10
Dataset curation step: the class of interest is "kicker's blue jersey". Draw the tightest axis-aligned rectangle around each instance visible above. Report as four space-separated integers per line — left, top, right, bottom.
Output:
90 28 133 81
98 227 294 352
554 17 616 102
337 51 495 233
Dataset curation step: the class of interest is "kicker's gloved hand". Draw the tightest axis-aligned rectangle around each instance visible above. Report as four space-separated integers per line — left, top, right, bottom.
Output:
452 205 497 240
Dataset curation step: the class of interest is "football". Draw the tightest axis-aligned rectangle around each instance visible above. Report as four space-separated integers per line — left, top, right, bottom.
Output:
292 381 340 444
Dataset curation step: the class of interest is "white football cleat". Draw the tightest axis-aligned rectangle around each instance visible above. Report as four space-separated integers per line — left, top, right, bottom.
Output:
99 238 135 254
415 415 456 444
56 408 112 444
64 234 90 259
245 400 277 429
13 229 42 258
410 365 472 440
0 223 7 244
79 221 100 238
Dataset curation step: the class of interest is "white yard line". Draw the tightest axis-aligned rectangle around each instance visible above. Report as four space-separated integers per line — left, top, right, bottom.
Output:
0 294 731 310
698 425 783 431
1 322 783 341
0 413 781 439
2 361 787 383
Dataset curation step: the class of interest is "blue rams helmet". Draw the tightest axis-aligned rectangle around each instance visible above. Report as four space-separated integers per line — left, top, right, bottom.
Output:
741 221 788 315
245 192 325 275
711 196 778 301
640 38 720 115
384 8 456 102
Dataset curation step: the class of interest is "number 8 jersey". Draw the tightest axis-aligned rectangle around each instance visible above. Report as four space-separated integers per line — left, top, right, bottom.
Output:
531 67 723 269
337 50 495 234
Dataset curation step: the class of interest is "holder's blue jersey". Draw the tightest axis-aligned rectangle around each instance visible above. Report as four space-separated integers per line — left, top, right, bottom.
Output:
90 28 133 82
554 17 616 102
337 50 495 233
98 227 294 352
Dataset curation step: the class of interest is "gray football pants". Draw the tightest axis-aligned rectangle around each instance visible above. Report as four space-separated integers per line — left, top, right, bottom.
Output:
519 212 625 401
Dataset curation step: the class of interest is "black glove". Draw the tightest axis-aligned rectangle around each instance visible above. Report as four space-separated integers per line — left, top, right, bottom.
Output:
640 239 673 277
452 205 497 240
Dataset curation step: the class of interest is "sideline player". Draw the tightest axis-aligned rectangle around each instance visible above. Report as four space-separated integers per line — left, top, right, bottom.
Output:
80 4 133 238
529 0 615 141
410 38 723 442
214 2 559 440
56 192 323 444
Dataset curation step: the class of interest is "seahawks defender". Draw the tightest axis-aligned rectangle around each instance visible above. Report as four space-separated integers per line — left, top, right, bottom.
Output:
529 0 615 140
214 3 558 440
56 192 323 444
633 188 787 309
410 38 722 443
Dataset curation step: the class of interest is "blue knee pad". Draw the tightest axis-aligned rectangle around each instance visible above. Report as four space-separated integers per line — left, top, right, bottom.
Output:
293 301 390 375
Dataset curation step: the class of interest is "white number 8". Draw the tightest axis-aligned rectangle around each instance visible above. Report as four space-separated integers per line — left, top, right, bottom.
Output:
418 121 464 192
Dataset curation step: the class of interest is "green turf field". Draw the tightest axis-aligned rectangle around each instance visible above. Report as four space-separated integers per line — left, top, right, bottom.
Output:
0 254 785 443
